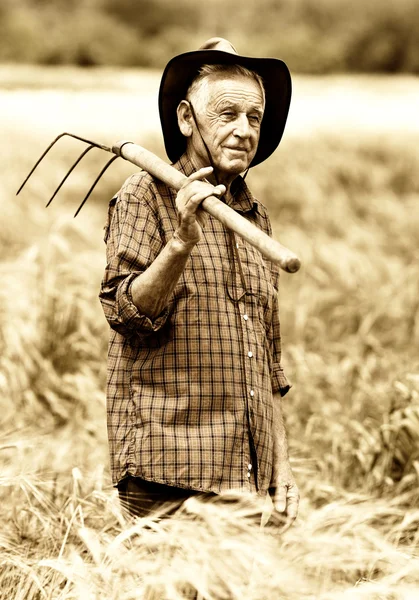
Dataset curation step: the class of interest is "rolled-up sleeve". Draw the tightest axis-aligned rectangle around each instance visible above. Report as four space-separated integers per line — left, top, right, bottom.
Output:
270 291 291 397
265 221 291 398
99 174 171 339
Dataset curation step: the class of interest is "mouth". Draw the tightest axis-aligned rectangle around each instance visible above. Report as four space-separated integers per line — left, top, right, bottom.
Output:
224 147 248 154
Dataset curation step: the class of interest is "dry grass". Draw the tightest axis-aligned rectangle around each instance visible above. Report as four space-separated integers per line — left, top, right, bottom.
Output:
2 465 419 599
1 67 419 599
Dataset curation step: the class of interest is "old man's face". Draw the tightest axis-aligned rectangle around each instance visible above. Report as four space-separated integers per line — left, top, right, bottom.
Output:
187 74 264 180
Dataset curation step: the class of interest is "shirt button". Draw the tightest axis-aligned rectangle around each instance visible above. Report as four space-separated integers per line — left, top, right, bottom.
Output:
243 314 248 321
236 242 239 249
248 464 252 470
247 472 251 478
248 351 253 358
250 390 255 397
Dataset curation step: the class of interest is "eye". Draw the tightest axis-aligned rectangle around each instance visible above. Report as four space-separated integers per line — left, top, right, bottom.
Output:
249 115 261 125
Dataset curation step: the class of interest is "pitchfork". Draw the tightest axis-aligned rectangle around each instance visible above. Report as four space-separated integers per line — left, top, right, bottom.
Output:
17 132 301 273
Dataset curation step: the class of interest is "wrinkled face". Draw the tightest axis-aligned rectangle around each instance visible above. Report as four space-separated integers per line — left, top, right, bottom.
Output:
187 74 264 179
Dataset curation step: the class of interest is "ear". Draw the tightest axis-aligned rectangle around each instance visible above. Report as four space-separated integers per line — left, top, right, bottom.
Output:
177 100 193 138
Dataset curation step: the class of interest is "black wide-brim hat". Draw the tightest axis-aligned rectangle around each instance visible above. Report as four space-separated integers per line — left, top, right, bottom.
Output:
158 37 292 168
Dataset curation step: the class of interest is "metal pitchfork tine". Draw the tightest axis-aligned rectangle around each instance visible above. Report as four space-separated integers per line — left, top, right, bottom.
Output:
73 154 119 217
16 132 116 217
17 132 301 272
45 144 96 209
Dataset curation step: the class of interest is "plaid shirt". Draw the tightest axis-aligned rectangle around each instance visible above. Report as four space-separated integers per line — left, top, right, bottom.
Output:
99 153 290 496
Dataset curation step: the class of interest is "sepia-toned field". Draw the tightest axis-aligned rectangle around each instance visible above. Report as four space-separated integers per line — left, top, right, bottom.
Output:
1 66 419 599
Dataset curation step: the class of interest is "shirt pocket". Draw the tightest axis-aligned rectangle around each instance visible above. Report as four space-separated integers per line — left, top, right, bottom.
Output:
238 242 278 324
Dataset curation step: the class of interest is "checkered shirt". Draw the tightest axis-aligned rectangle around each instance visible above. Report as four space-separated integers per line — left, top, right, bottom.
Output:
99 153 290 496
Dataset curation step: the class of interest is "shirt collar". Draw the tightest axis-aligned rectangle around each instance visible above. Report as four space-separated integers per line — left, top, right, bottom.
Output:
173 153 260 215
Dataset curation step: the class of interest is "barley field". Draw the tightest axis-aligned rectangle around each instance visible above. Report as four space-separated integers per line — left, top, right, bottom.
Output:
1 66 419 599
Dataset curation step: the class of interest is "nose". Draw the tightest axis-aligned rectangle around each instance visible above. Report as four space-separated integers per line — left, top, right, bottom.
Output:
233 113 251 139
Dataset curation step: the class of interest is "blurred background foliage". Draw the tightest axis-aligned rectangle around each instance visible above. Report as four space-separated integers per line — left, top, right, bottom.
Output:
1 0 419 73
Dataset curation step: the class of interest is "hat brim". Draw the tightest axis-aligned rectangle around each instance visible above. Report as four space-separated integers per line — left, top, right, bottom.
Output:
158 49 292 168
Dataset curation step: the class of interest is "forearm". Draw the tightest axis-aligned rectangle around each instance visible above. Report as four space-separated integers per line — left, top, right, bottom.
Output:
130 232 195 319
272 394 289 462
270 394 299 525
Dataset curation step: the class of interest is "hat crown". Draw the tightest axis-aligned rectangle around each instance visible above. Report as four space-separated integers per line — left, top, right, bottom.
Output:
198 37 238 55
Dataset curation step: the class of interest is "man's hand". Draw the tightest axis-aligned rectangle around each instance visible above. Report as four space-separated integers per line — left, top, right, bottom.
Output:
269 459 299 532
269 395 299 532
175 166 226 248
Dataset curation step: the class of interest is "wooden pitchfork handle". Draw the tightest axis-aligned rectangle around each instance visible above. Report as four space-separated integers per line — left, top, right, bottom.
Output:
113 141 301 273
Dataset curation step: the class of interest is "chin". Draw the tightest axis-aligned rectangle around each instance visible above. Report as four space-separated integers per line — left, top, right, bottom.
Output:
220 159 250 176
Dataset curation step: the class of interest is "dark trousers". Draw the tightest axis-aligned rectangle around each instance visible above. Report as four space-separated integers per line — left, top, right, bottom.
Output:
117 475 216 518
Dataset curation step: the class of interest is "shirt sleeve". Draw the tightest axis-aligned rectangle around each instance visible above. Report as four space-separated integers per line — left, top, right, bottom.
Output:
99 173 171 339
261 208 292 397
270 291 291 397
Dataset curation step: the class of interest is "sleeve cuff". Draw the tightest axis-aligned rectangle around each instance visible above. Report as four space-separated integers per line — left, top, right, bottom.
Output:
116 273 170 336
271 364 292 397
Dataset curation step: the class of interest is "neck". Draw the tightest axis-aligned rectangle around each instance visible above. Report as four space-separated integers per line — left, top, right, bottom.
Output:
207 169 237 192
203 168 240 206
186 150 237 193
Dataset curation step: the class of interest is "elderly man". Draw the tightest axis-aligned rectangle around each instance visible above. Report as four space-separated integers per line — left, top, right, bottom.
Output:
99 38 299 526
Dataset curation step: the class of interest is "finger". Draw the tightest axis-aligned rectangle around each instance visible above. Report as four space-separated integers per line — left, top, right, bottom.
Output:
273 485 287 514
213 184 226 196
276 487 299 533
286 487 299 522
191 185 225 204
189 184 225 206
186 187 223 208
181 166 213 188
179 184 216 209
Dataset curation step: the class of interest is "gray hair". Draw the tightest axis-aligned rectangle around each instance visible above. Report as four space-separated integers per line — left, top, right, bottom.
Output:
185 63 266 113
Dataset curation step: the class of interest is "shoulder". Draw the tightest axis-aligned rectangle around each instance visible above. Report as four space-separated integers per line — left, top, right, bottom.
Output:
104 171 169 242
118 170 160 203
114 170 176 215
